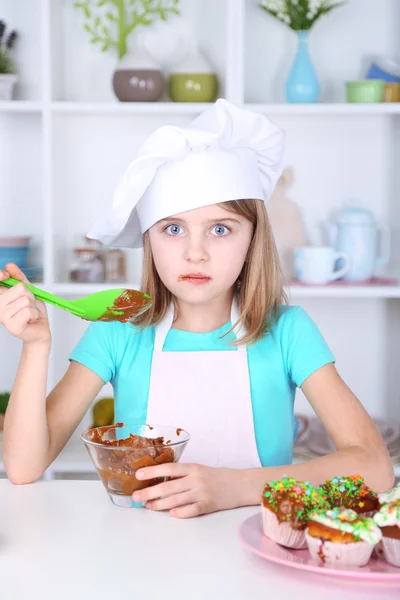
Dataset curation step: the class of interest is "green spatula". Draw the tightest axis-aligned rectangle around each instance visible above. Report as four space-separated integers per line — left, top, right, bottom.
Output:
0 277 151 322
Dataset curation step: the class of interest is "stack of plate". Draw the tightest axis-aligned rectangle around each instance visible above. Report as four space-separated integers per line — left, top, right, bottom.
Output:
0 237 42 282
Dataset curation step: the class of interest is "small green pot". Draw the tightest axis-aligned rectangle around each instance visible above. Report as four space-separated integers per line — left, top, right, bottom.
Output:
168 73 219 103
346 80 385 103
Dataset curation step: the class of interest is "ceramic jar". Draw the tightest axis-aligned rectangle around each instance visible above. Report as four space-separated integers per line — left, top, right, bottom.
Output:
168 47 219 103
113 44 165 102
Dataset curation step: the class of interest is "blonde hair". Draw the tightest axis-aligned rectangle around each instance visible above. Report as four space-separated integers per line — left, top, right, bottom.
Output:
134 199 287 346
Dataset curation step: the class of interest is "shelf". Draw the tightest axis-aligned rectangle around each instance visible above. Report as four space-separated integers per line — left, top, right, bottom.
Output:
51 435 95 474
51 101 214 115
0 101 43 113
1 101 398 117
51 282 400 299
247 103 400 116
53 283 141 296
48 102 400 117
287 284 400 299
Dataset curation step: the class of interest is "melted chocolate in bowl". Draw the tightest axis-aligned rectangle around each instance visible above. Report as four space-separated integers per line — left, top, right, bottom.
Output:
81 423 190 507
99 290 151 323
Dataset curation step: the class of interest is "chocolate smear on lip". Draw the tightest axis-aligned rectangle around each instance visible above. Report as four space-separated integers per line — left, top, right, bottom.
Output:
178 274 210 282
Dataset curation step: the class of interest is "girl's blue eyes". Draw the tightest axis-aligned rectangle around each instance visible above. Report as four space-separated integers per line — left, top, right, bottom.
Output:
166 224 182 236
164 224 230 237
213 225 228 236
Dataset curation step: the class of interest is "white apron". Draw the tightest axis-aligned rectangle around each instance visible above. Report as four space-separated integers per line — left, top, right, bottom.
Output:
146 300 262 469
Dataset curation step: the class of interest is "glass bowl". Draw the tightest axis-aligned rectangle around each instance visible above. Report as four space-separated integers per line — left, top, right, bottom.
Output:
81 423 190 507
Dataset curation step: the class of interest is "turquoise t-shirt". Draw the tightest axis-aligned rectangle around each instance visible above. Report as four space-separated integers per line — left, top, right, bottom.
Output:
69 305 334 467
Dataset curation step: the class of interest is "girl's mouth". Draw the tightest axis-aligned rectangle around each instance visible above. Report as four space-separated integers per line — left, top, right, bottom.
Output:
178 273 212 285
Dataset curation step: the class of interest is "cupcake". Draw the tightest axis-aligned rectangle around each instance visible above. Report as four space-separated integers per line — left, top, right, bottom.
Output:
261 476 330 549
306 507 382 567
373 499 400 567
378 482 400 506
322 475 379 516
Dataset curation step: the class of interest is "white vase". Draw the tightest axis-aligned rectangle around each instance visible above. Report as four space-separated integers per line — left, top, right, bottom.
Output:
0 74 18 100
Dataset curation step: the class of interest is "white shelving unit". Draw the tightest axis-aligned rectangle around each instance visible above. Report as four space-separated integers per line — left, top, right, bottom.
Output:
1 0 400 477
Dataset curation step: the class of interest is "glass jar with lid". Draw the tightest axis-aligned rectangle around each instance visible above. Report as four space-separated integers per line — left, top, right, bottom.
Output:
69 248 104 283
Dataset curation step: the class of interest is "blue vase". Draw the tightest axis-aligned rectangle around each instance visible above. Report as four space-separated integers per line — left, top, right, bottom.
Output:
286 30 320 103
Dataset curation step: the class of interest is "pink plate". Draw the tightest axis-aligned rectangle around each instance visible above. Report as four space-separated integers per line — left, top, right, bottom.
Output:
238 513 400 583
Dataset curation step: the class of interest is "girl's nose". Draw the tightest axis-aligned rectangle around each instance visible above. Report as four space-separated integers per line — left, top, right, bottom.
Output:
184 236 209 264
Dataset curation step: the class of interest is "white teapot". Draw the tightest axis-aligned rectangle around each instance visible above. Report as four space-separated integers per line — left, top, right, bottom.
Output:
323 206 390 281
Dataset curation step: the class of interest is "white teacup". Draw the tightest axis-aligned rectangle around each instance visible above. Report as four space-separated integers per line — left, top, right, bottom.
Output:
293 246 350 284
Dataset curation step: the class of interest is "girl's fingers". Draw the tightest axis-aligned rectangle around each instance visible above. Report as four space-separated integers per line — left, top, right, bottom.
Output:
133 475 191 504
0 269 11 284
146 491 195 512
170 503 205 519
4 262 30 284
9 307 41 334
0 278 25 301
0 282 35 306
3 296 38 321
136 462 192 482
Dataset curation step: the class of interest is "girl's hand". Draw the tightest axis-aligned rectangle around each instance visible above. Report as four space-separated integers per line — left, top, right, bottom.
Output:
133 463 248 518
0 263 51 345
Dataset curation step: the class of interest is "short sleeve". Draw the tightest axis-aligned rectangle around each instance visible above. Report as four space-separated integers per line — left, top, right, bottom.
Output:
282 306 335 387
69 322 119 384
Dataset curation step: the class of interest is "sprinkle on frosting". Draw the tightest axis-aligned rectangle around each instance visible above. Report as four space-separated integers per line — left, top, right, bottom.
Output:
378 483 400 506
262 476 329 523
310 507 382 545
323 475 377 504
374 500 400 528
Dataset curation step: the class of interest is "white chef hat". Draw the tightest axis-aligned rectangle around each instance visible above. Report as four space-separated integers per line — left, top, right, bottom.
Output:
87 99 285 248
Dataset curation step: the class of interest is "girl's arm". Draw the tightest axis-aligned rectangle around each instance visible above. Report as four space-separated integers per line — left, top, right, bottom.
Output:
4 359 104 484
1 264 105 484
241 363 394 504
132 363 395 517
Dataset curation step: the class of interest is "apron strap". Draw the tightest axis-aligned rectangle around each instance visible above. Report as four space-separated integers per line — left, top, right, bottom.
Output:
154 303 175 351
154 297 247 352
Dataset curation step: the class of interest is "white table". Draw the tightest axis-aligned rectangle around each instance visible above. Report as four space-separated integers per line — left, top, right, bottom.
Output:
0 480 399 600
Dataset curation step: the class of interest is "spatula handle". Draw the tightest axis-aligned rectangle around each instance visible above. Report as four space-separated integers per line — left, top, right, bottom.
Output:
0 277 82 316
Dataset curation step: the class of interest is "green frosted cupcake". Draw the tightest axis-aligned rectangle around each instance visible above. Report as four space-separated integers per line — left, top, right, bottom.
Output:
306 507 382 567
322 475 379 516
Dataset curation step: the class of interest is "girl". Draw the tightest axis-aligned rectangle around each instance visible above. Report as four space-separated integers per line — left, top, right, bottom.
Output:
1 99 393 518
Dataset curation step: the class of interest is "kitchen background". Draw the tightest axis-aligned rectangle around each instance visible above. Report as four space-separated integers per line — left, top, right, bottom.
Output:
1 0 400 480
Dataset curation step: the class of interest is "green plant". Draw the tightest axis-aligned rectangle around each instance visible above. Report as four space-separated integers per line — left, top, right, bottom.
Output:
74 0 180 60
0 20 18 74
0 392 10 414
259 0 344 31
